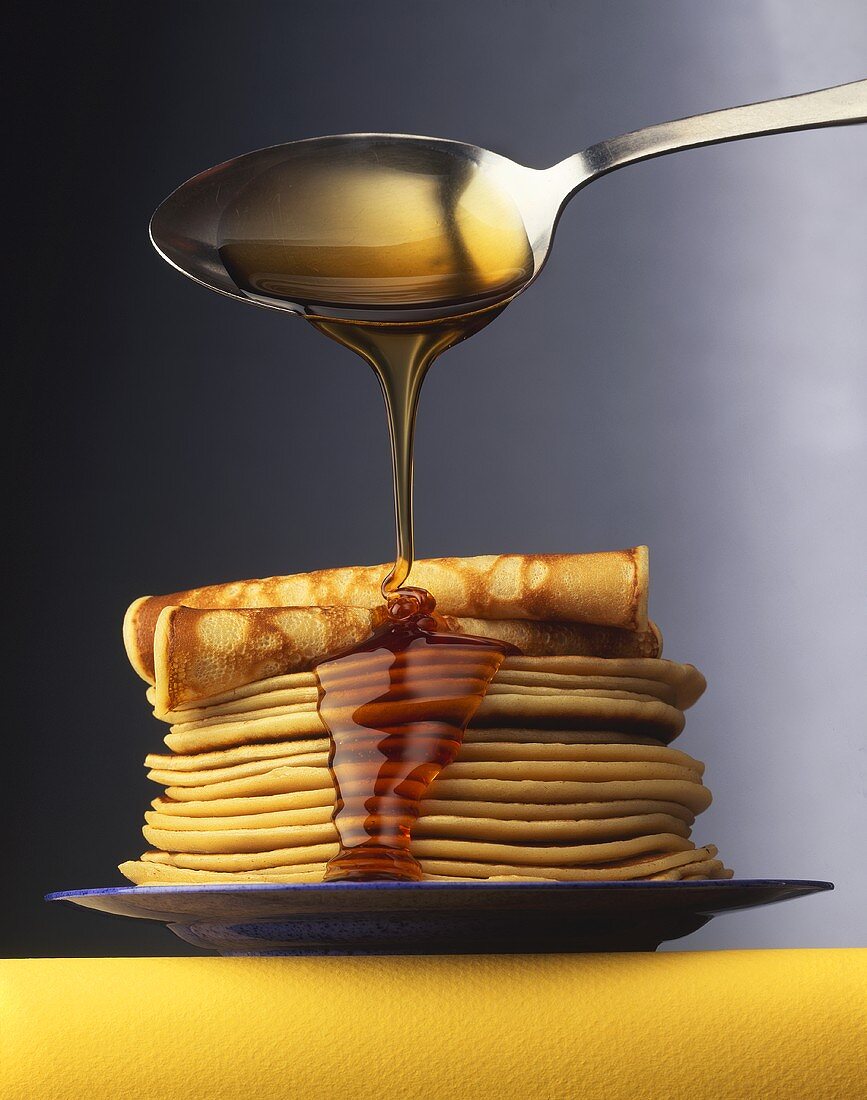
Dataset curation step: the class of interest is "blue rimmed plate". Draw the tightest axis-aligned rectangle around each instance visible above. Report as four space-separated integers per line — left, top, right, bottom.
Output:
46 879 833 955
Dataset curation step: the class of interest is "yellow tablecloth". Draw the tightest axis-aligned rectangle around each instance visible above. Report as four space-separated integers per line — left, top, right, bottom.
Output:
2 950 865 1099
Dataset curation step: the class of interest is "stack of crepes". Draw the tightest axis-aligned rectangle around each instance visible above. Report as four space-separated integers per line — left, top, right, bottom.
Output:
119 548 731 884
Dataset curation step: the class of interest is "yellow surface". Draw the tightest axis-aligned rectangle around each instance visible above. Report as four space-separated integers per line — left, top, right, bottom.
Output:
2 951 865 1100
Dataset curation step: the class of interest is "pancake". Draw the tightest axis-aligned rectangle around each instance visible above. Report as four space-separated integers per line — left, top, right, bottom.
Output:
150 793 698 825
417 847 728 881
152 604 664 712
164 711 323 754
125 548 650 682
160 766 713 817
119 554 730 886
153 753 707 794
160 678 690 754
163 767 333 801
144 807 692 843
142 822 338 854
119 860 327 884
501 657 705 710
135 831 697 867
145 738 329 772
120 842 725 883
147 754 330 788
152 655 703 721
142 844 338 868
119 854 731 884
145 737 703 775
153 786 335 815
463 729 664 746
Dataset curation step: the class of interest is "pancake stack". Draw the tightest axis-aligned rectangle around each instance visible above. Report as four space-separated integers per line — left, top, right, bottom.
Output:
118 549 731 884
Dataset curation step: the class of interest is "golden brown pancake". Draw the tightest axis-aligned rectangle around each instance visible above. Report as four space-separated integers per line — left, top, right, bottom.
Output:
152 604 663 712
125 547 650 682
119 843 729 883
119 552 730 885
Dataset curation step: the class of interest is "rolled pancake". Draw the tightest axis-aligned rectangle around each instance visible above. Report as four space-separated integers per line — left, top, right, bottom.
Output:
126 548 649 681
152 604 663 712
152 605 374 712
150 670 318 719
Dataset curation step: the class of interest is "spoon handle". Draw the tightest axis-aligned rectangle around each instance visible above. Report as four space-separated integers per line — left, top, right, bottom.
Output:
563 78 867 193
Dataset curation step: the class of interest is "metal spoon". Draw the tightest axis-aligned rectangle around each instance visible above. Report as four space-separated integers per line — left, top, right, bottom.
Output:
151 78 866 322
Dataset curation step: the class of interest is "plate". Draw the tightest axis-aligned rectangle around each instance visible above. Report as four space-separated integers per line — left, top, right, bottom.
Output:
46 879 833 955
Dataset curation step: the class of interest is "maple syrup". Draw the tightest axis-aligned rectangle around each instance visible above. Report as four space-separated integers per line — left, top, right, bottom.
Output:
217 141 532 879
217 139 533 318
310 311 503 595
316 589 515 881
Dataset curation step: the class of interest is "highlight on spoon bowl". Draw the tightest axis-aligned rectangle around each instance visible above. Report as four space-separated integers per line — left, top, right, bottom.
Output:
150 134 544 323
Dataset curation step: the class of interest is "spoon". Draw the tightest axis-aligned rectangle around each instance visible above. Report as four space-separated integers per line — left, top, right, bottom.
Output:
151 78 866 323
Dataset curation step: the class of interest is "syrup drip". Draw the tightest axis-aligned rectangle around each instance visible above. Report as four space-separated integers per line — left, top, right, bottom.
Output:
309 300 515 882
310 311 503 596
216 141 532 879
316 588 515 882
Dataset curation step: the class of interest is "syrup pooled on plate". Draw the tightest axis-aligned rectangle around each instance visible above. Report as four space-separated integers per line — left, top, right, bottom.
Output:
316 587 515 882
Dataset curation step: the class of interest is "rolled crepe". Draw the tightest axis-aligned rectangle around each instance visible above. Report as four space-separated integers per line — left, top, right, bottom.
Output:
151 604 663 713
125 548 649 682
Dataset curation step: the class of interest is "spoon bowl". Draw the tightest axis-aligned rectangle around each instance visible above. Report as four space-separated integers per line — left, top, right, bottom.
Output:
151 78 866 323
151 133 550 323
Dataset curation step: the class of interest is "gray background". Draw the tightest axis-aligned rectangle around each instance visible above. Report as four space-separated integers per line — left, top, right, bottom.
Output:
5 0 865 956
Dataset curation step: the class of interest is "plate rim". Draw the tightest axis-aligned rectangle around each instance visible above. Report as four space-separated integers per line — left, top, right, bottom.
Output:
46 878 834 902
